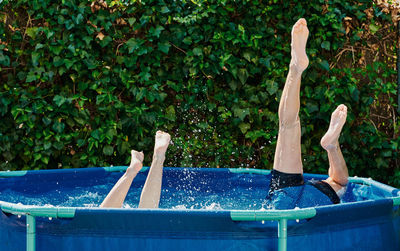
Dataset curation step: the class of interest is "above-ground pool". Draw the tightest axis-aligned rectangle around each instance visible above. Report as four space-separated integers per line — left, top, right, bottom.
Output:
0 167 399 251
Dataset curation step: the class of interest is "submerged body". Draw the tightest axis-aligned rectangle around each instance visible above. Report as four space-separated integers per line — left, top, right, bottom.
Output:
266 18 349 209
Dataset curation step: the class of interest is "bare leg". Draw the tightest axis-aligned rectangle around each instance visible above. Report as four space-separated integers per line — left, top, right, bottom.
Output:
321 104 349 192
273 18 309 174
100 150 144 208
138 131 171 208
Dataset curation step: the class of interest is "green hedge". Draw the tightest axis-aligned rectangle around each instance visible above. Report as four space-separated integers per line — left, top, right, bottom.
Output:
0 0 399 187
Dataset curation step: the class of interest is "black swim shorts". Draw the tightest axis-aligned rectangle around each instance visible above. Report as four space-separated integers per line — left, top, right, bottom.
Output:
267 169 340 205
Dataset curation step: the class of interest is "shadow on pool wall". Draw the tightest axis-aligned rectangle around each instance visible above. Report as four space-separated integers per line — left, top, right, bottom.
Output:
0 167 399 251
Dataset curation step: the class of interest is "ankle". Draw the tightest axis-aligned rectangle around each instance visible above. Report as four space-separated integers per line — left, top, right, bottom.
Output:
324 142 339 152
289 61 305 75
153 154 166 161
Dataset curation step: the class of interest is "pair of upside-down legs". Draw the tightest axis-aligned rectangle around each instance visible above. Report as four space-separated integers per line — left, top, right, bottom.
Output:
274 18 348 194
100 131 171 208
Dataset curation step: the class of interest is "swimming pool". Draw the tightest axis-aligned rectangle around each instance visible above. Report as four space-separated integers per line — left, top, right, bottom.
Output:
1 167 399 251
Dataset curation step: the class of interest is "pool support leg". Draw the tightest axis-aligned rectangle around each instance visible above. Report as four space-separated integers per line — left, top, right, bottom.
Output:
26 215 36 251
278 219 287 251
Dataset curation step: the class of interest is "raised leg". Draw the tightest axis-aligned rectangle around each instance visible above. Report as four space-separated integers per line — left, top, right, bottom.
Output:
100 150 144 208
138 131 171 208
273 18 309 174
321 104 349 192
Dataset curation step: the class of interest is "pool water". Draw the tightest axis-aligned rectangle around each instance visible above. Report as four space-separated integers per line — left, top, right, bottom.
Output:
0 168 386 209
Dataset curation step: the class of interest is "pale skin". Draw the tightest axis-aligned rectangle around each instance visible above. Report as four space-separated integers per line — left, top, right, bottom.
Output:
100 131 171 208
274 18 348 194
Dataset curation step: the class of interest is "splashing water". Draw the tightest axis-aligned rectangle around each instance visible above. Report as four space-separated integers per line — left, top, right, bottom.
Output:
0 169 389 210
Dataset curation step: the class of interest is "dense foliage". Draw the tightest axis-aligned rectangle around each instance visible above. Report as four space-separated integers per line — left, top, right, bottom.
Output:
0 0 399 187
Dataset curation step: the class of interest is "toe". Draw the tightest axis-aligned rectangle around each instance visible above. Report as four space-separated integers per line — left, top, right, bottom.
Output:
293 23 301 32
299 18 307 26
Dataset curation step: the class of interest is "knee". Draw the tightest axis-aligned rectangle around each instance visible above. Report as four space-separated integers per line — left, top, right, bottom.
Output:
333 176 348 187
279 116 300 130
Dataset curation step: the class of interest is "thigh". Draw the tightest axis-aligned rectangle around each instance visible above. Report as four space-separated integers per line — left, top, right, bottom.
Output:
273 120 303 174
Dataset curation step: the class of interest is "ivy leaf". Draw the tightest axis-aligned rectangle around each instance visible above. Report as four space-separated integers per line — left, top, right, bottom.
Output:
306 103 319 113
26 71 37 82
126 38 140 53
50 46 63 55
26 27 38 39
31 52 40 67
321 41 330 50
139 71 151 81
243 52 252 62
53 142 64 150
33 153 42 162
160 6 170 13
233 107 250 121
158 42 170 54
183 37 192 45
42 117 52 126
99 36 112 47
53 95 66 107
103 145 114 156
237 68 249 85
229 80 238 91
35 44 44 50
64 59 75 69
260 57 271 68
75 13 84 24
53 56 64 67
128 17 136 26
52 121 65 133
119 141 130 154
193 47 203 56
369 24 380 34
105 128 117 140
0 52 10 66
319 60 330 71
265 80 278 95
239 123 250 134
165 105 176 121
41 156 49 165
149 25 164 38
44 142 52 150
91 129 100 140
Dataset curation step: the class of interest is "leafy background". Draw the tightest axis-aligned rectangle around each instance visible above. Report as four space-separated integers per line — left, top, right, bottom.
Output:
0 0 399 187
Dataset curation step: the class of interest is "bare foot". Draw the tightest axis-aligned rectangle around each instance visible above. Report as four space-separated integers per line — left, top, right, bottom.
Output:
126 150 144 175
290 18 309 72
320 104 347 150
154 131 171 156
